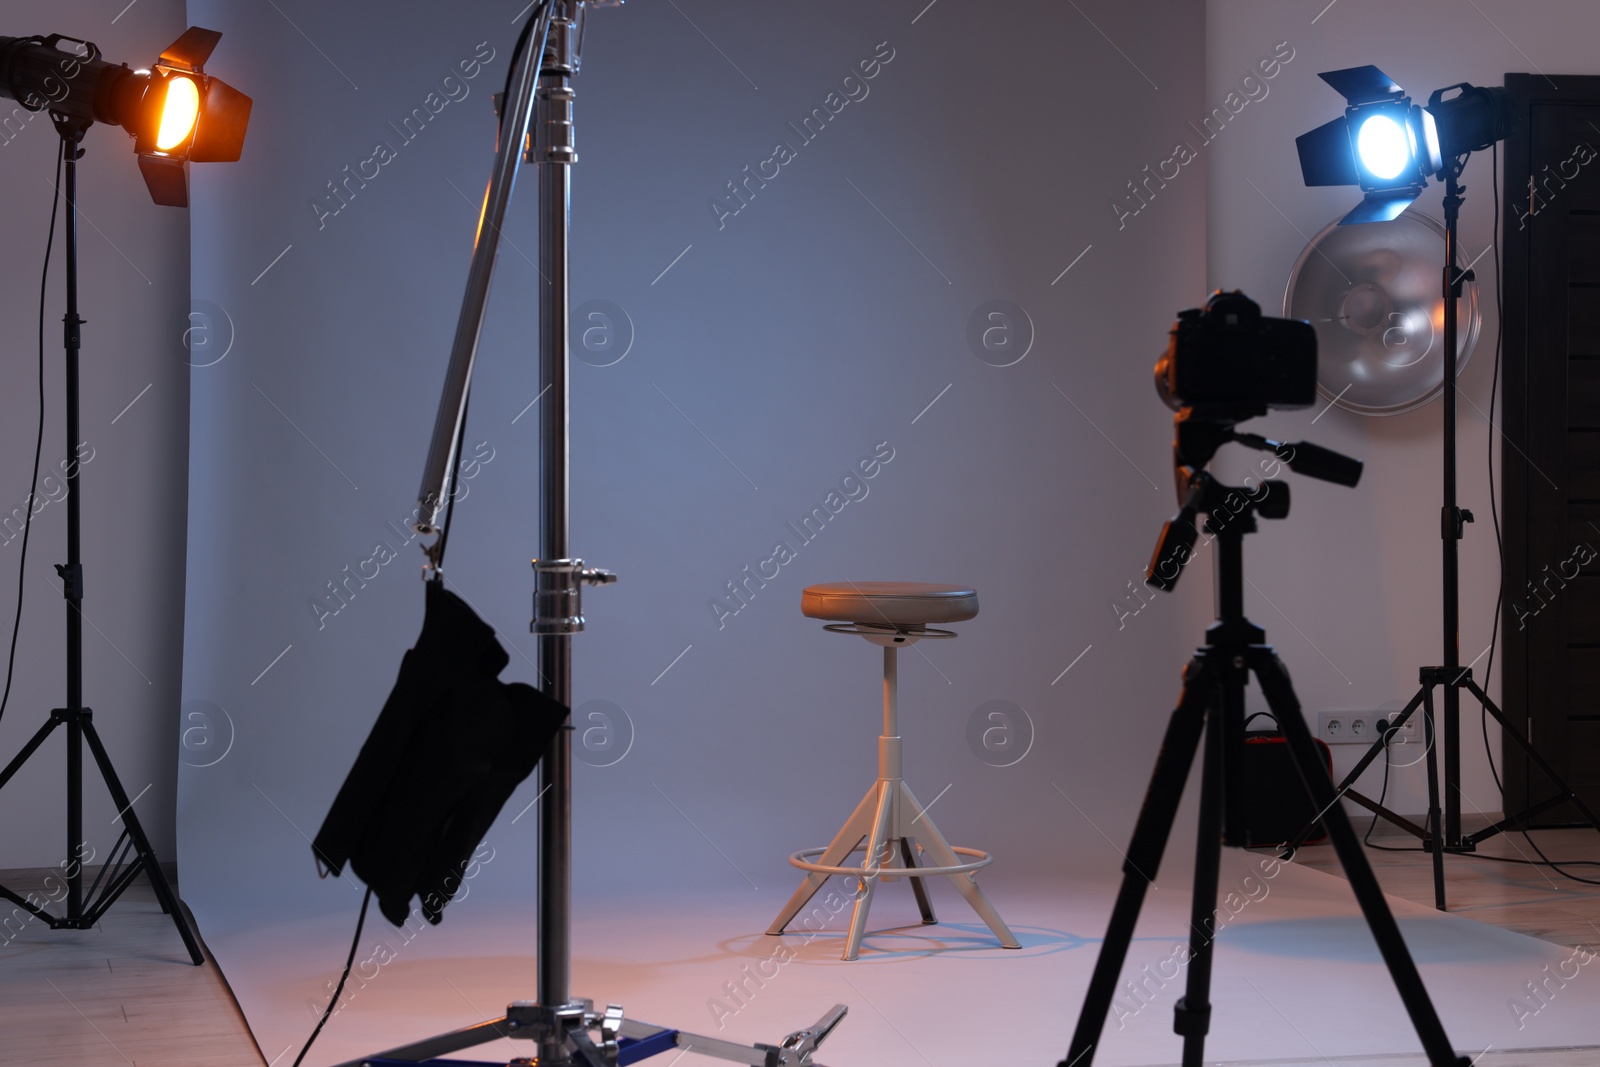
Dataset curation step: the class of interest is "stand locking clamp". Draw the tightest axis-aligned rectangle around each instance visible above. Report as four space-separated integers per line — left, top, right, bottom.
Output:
532 557 616 635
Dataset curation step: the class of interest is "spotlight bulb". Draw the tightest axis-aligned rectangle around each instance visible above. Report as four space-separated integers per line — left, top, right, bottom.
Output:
1357 114 1409 180
155 76 199 151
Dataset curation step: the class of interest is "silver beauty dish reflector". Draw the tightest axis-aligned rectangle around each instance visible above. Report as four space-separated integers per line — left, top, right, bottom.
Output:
1284 208 1480 416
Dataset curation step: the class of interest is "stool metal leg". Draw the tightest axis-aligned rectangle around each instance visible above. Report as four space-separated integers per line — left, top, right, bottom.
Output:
767 783 879 936
843 781 896 960
900 780 1020 949
769 639 1017 958
900 836 937 924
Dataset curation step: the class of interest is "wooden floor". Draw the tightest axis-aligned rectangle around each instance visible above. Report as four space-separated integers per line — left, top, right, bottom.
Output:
3 831 1600 1067
0 867 263 1066
1296 824 1600 951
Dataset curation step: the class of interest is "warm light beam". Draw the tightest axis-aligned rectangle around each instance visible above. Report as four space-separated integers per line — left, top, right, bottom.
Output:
155 75 199 151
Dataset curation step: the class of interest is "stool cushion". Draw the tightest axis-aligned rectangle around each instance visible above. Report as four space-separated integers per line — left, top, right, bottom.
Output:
801 582 978 626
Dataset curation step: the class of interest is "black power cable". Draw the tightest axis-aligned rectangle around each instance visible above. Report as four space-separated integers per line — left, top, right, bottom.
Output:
0 137 62 732
501 3 545 113
1361 722 1419 852
291 887 373 1067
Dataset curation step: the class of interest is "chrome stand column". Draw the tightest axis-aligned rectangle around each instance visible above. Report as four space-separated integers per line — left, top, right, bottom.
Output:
534 4 579 1056
380 5 852 1062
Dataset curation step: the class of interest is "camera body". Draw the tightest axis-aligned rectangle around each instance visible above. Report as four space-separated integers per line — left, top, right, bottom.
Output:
1155 291 1318 420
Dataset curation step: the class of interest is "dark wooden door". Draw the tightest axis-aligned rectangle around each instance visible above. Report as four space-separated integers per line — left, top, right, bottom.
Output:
1502 73 1600 824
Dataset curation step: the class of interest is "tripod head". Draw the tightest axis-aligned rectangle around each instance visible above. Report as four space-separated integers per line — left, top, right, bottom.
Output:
1144 292 1363 592
1147 399 1363 594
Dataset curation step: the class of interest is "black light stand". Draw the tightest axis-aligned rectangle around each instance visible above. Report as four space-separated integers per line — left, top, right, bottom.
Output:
1062 429 1468 1067
1283 164 1600 909
0 116 203 965
340 5 846 1063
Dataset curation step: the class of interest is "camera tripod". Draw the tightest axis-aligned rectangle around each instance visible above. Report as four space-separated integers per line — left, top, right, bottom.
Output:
1063 468 1468 1067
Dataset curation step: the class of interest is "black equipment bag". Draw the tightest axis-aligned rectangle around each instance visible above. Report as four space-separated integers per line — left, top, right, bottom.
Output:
1237 727 1333 848
311 579 566 927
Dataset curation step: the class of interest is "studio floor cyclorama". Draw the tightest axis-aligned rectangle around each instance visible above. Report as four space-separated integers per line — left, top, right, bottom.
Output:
5 830 1600 1066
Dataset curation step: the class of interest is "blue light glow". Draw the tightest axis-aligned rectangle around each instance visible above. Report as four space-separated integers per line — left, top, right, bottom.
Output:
1356 114 1411 181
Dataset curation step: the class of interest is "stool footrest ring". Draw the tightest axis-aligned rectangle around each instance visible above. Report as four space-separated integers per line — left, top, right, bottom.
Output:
787 844 992 879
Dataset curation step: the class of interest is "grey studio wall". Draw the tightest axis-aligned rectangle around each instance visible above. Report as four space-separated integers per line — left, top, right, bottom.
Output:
174 0 1210 935
0 0 192 869
0 0 1582 998
18 0 1567 949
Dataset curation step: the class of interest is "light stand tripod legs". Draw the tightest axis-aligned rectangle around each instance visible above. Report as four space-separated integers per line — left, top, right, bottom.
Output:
1252 650 1466 1066
1284 686 1431 853
1422 688 1447 909
1283 677 1447 909
0 709 203 963
1459 676 1600 840
1288 663 1600 913
81 716 203 963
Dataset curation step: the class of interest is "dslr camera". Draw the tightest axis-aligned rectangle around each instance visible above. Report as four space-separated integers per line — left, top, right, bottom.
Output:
1154 290 1318 421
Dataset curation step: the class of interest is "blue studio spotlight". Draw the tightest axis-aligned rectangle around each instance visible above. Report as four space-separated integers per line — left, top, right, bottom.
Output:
1296 66 1441 223
1297 65 1513 225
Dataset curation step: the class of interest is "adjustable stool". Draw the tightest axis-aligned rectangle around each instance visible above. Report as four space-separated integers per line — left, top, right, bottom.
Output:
767 581 1020 960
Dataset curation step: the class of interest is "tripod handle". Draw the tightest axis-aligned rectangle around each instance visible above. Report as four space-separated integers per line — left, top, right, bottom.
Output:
1282 440 1363 487
1146 507 1199 591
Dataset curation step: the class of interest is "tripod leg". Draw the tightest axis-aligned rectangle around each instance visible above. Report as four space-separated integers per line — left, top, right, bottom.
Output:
81 721 204 965
1420 689 1446 910
1174 661 1234 1067
1283 687 1429 857
0 715 63 790
1253 650 1467 1067
1463 678 1600 833
1062 658 1212 1067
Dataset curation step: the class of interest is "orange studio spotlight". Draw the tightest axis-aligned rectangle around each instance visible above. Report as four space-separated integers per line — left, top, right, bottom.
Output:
0 26 251 205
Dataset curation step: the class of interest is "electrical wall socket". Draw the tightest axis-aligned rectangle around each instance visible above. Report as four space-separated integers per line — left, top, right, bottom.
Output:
1316 711 1421 746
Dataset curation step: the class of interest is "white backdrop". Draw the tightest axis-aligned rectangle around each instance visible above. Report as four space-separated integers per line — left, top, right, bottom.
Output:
4 0 1580 941
174 0 1213 937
